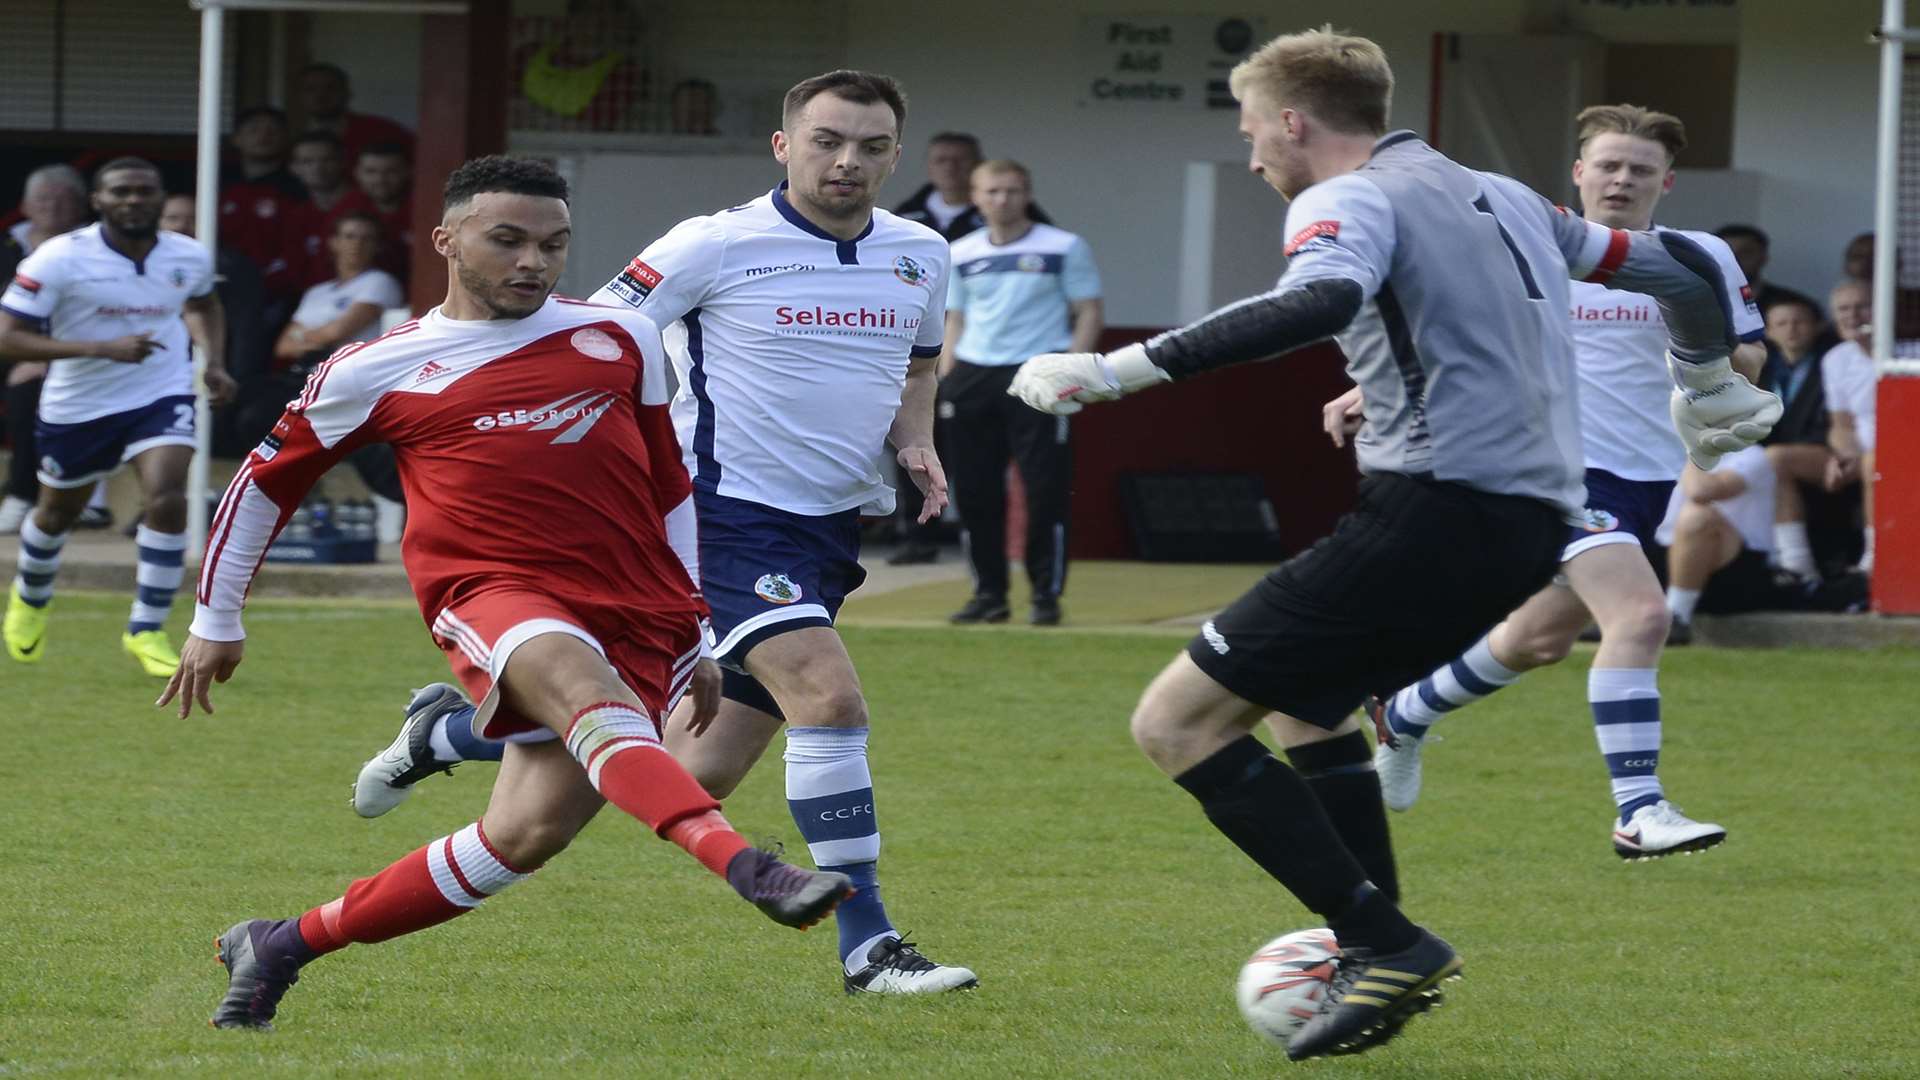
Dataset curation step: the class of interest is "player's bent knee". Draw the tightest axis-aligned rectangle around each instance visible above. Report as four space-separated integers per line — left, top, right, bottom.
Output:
1605 594 1672 648
1511 628 1574 668
481 814 579 869
143 490 187 528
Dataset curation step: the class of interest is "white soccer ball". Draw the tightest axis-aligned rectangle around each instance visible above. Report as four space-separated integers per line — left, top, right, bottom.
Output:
1235 926 1341 1045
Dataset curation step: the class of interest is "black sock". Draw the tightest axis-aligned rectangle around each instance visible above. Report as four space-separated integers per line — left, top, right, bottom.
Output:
1287 730 1400 904
1174 735 1415 952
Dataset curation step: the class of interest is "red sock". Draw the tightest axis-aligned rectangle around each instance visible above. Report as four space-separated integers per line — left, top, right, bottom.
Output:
296 821 533 955
566 701 748 877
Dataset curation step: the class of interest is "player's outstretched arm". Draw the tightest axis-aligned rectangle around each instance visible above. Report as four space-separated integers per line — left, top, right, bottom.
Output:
157 635 245 718
183 291 237 405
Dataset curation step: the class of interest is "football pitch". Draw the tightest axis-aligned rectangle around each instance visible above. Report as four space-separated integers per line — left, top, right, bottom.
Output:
3 592 1916 1079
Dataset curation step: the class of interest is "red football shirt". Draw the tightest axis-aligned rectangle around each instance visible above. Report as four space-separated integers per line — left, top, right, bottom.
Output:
193 297 706 642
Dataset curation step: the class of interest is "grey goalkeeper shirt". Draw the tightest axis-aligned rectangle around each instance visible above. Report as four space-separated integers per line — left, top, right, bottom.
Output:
1144 131 1743 517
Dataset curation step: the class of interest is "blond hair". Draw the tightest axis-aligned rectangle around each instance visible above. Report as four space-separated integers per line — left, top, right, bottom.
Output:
1228 27 1393 135
971 158 1031 187
1576 104 1686 162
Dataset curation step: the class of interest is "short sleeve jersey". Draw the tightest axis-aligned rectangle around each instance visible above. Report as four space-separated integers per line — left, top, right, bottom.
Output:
290 269 407 346
590 183 950 516
1653 444 1775 553
1568 229 1762 481
946 224 1101 365
2 224 215 423
1820 339 1877 449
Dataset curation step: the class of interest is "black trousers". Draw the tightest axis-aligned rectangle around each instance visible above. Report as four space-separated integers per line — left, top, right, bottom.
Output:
4 375 42 502
942 360 1072 599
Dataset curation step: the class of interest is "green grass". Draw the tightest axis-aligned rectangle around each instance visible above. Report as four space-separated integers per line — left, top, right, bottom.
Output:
3 592 1917 1078
839 560 1267 627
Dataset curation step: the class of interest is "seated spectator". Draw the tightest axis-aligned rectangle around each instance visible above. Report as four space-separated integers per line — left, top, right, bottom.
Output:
272 212 403 369
1840 231 1920 340
1821 299 1877 575
298 62 416 166
329 144 413 286
288 132 353 288
219 105 306 301
1658 446 1777 640
1758 294 1845 579
1 164 90 534
1716 223 1817 319
159 193 270 381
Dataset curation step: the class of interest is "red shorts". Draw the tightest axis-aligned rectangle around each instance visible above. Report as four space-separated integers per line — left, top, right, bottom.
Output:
428 583 704 741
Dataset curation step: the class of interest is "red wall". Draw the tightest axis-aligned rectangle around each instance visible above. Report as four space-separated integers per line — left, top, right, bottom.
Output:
1068 329 1359 559
1871 375 1919 614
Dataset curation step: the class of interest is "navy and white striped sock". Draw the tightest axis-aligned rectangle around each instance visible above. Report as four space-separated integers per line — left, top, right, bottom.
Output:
1385 634 1522 740
14 516 67 608
1590 667 1663 822
128 525 187 634
784 726 894 969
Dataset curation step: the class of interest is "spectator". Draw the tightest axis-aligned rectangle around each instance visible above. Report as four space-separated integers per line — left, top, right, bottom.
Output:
941 160 1103 627
1715 224 1817 318
273 212 403 367
219 105 305 300
893 132 1052 242
1820 282 1877 575
297 62 416 166
159 193 270 396
288 132 353 287
2 165 91 534
332 144 413 286
1837 230 1920 340
1657 447 1779 640
669 79 720 135
1760 294 1849 580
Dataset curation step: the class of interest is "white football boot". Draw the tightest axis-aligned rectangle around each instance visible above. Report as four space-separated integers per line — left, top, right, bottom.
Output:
843 935 979 994
1612 800 1727 860
1366 697 1425 813
351 684 469 818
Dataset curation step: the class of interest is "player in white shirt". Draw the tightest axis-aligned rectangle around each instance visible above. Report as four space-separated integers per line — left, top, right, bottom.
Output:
1370 106 1765 860
348 71 978 996
0 158 236 675
274 212 406 367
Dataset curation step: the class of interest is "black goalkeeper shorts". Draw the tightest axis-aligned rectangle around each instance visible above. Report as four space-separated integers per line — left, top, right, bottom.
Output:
1186 472 1565 728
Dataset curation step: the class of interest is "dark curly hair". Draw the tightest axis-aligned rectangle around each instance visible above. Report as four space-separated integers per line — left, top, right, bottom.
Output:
441 155 569 214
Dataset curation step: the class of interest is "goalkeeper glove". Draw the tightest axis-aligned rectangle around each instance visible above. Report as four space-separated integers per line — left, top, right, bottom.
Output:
1007 343 1170 415
1668 352 1783 470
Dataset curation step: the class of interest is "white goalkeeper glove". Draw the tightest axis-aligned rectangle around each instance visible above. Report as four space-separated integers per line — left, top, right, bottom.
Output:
1008 343 1171 416
1668 352 1783 470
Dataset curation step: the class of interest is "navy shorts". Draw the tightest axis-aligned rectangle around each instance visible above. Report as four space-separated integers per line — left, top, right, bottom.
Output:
1562 468 1677 561
698 491 867 680
36 394 196 489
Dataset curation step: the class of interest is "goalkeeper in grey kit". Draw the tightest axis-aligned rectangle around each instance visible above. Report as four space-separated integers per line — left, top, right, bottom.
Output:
1009 27 1779 1062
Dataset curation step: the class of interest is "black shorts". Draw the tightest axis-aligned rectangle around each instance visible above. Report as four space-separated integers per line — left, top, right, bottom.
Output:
1699 547 1776 614
1186 472 1565 727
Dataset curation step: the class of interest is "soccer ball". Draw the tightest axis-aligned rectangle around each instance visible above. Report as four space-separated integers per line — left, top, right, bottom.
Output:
1235 926 1341 1045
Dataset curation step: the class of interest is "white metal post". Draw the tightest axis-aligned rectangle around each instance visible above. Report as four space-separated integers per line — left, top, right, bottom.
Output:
188 2 225 561
1875 0 1906 375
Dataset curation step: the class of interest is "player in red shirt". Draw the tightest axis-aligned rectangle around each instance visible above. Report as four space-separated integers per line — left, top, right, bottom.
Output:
164 156 852 1031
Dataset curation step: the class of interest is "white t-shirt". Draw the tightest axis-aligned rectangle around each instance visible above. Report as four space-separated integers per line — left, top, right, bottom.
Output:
590 184 950 516
1654 444 1775 552
289 269 406 347
1820 340 1876 450
923 191 970 233
1 223 215 423
1569 228 1764 481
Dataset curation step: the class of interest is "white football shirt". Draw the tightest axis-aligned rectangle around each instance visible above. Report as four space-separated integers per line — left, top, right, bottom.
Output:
1569 228 1763 481
1654 444 1775 553
1820 340 1876 450
591 183 949 516
1 224 215 423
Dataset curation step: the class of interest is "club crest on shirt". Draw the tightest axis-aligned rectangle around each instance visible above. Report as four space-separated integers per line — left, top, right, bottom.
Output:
754 573 803 605
1016 253 1046 272
1577 507 1620 533
169 267 189 288
893 255 930 288
1285 220 1341 257
570 327 622 361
